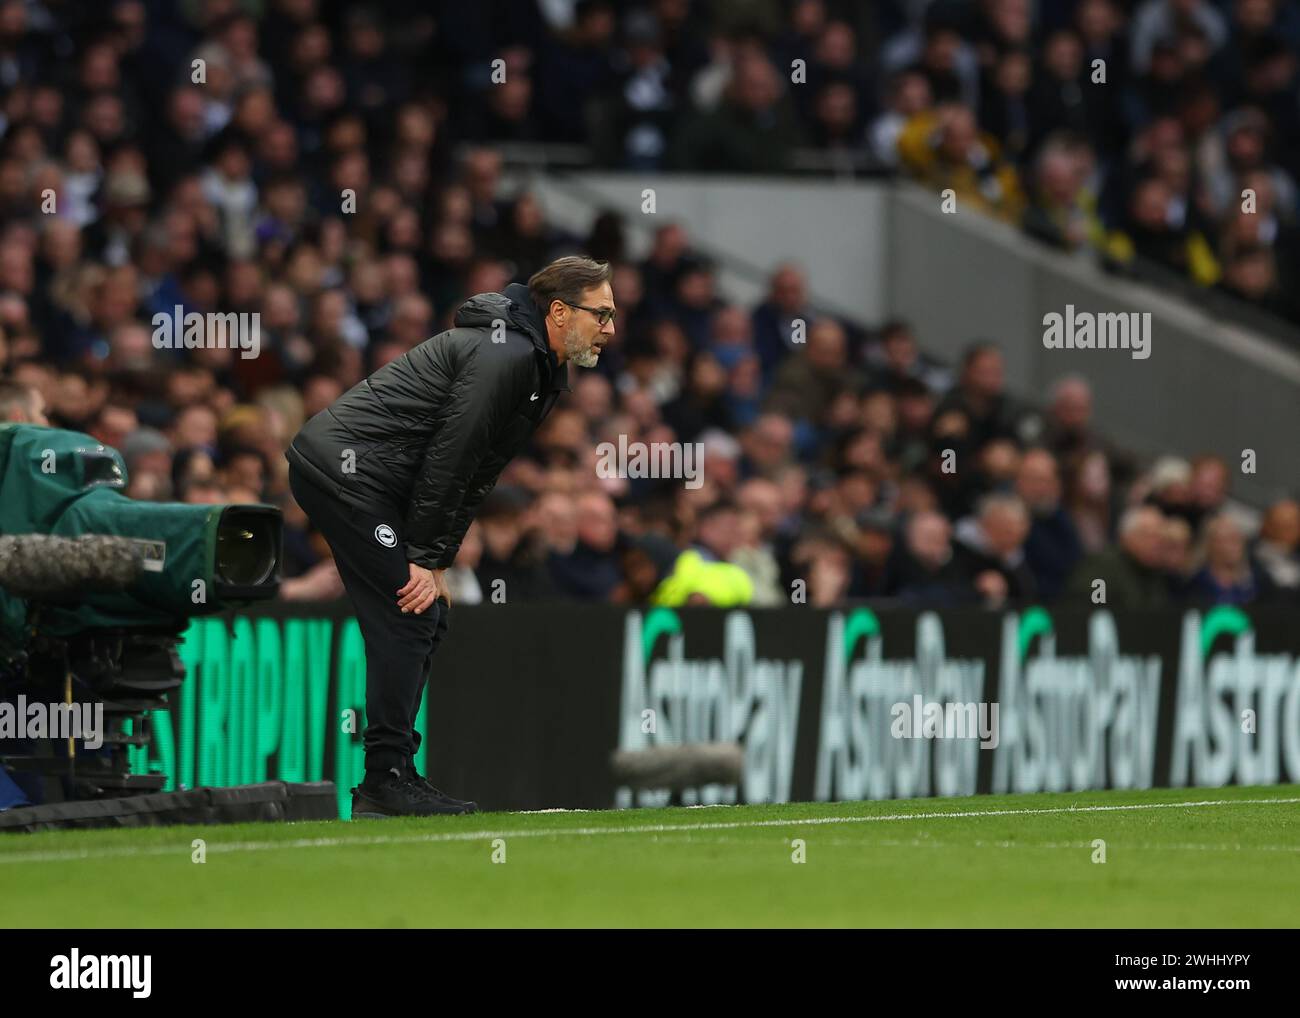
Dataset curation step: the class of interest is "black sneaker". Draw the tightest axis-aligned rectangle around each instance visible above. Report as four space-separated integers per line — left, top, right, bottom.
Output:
351 767 477 818
405 766 479 814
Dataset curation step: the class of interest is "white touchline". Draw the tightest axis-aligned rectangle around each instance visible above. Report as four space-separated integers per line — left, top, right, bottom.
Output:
1 796 1298 867
631 835 1300 853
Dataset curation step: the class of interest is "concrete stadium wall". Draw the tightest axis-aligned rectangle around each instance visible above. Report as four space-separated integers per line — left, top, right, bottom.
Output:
888 185 1300 508
514 172 1300 506
516 172 891 323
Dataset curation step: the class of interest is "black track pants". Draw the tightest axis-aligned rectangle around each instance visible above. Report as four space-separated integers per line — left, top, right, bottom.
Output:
287 463 448 778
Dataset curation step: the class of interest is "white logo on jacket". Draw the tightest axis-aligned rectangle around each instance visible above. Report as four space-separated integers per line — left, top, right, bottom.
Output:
374 524 397 547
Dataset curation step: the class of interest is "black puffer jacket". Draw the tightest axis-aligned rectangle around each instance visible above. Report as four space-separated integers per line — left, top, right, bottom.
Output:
286 282 570 569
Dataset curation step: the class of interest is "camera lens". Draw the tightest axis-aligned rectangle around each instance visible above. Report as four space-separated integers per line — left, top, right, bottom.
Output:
215 508 280 588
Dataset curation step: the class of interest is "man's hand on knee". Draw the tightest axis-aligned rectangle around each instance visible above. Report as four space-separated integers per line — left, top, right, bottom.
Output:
396 563 441 614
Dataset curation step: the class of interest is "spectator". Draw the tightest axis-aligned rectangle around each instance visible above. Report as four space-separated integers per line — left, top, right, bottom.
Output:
471 488 557 604
789 530 853 608
734 476 791 605
1252 499 1300 599
751 263 813 379
1130 0 1228 75
661 350 733 443
1044 376 1096 461
863 319 952 395
1015 448 1084 601
953 493 1037 605
932 342 1026 451
670 50 803 173
1022 134 1104 251
616 532 754 607
598 9 676 170
548 490 621 600
764 318 861 426
892 510 974 606
1104 175 1220 286
1187 512 1261 604
896 103 1025 223
869 68 933 167
1066 505 1170 608
0 379 47 423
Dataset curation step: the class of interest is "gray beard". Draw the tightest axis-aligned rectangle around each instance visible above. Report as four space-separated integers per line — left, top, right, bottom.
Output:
564 323 599 367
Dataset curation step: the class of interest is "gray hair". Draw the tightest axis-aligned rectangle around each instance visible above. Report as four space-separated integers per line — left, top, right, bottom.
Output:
1119 505 1163 537
976 493 1029 524
528 256 612 316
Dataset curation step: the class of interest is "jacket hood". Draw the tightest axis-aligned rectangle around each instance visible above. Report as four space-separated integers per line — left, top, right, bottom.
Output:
454 283 548 353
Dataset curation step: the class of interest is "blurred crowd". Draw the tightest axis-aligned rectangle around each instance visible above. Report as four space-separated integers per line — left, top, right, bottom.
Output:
881 0 1300 324
0 0 1296 610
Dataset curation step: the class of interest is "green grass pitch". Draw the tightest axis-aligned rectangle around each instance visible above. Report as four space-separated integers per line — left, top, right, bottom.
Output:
3 784 1298 927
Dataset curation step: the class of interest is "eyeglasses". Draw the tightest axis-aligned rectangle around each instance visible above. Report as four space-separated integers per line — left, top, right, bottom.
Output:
564 301 617 326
